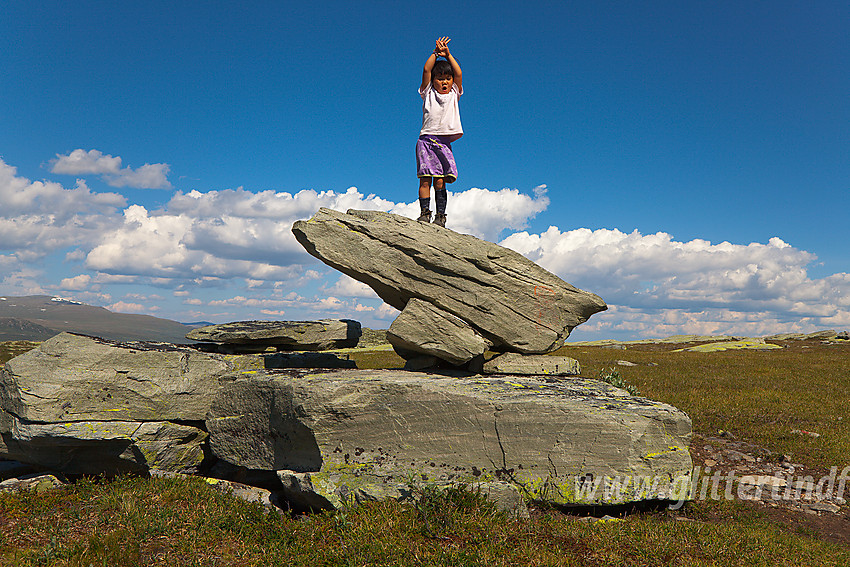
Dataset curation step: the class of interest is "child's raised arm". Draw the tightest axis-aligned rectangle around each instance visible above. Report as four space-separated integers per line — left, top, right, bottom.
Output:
421 37 458 91
420 49 437 92
440 39 461 90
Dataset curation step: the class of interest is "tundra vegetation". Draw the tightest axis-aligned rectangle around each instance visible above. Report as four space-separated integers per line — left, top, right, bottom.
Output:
1 335 849 566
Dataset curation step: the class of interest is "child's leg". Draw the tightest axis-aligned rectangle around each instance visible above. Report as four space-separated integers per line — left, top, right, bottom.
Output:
418 177 433 222
419 177 432 199
433 177 448 217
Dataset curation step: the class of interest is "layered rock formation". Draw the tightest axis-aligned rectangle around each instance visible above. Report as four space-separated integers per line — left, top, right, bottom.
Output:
386 298 491 366
0 332 255 474
0 333 693 509
292 209 606 362
187 319 361 353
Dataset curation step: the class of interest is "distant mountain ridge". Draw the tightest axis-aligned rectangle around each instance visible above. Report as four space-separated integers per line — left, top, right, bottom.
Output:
0 318 57 342
0 296 193 343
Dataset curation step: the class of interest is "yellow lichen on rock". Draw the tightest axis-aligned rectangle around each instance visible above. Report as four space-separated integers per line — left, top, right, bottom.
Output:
673 339 783 352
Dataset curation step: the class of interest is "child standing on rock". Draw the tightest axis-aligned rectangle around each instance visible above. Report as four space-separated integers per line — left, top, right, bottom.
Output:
416 37 463 228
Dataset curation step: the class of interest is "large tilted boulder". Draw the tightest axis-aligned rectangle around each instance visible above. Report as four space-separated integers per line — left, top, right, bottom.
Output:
186 319 361 352
0 332 258 474
292 209 607 354
207 368 693 507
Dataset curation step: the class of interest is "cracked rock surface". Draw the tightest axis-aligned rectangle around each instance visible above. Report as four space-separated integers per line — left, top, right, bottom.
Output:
207 368 692 506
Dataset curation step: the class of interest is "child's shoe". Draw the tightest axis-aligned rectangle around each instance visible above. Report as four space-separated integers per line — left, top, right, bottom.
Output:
433 213 447 227
417 209 432 223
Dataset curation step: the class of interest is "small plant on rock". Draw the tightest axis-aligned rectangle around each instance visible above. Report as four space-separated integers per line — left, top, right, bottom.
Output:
598 367 641 396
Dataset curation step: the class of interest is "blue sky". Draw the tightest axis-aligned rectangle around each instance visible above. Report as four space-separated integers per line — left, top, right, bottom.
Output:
1 1 848 340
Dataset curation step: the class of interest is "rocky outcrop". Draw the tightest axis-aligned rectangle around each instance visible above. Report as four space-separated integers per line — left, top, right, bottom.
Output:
673 339 783 352
206 368 692 506
0 332 243 423
0 332 259 474
292 209 607 356
187 319 361 352
277 468 529 518
0 473 65 493
0 333 692 509
763 330 838 341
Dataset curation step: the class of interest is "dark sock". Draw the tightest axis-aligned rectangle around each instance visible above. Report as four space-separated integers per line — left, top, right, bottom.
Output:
419 197 430 211
435 189 447 215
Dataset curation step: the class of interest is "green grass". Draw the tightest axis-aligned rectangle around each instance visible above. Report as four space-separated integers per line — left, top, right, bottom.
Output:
0 341 41 366
1 338 849 565
345 345 406 369
553 339 850 469
1 475 848 566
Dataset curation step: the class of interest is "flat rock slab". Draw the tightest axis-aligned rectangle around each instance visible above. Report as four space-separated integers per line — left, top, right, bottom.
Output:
0 333 256 475
0 333 694 507
292 209 607 353
186 319 361 351
0 473 65 493
207 368 693 506
0 332 257 422
482 353 580 376
1 412 206 474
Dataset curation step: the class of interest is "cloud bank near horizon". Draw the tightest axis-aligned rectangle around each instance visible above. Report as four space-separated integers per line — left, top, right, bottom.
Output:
500 228 850 337
0 154 846 338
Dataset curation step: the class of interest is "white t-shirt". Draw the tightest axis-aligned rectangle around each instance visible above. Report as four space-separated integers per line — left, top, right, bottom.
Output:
419 82 463 141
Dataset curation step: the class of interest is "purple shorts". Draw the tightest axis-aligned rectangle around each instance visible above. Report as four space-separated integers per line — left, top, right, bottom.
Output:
416 135 457 183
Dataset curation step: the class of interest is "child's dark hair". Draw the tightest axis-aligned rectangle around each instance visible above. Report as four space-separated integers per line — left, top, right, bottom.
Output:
432 59 454 78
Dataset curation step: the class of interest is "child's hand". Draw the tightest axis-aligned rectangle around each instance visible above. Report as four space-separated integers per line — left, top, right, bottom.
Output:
434 37 451 57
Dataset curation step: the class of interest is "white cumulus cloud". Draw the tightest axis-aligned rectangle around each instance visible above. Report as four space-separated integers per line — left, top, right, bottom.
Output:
500 227 850 339
325 275 380 299
50 149 171 189
0 158 126 259
108 301 149 314
448 185 550 241
59 274 93 290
